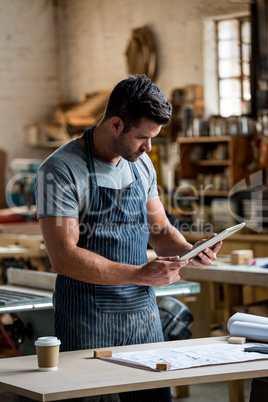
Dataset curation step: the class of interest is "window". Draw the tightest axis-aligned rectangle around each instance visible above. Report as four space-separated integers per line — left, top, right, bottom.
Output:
216 17 251 117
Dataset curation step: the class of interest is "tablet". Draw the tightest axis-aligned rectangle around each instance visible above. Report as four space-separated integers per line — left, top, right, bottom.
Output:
177 222 246 261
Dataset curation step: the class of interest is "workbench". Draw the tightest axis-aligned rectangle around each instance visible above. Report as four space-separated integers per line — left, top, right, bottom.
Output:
184 231 268 258
0 229 48 283
178 258 268 340
180 257 268 287
0 336 267 401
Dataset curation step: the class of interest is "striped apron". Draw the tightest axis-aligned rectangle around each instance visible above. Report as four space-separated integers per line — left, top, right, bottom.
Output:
53 127 171 402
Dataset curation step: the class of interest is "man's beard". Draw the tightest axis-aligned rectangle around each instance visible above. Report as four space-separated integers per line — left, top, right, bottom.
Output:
112 136 144 161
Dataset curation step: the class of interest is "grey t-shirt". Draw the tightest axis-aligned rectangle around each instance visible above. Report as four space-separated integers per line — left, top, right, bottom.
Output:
35 138 158 221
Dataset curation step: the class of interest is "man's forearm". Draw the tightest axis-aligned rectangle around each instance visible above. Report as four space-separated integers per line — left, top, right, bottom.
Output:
49 244 190 288
50 245 139 285
149 223 193 257
39 217 189 287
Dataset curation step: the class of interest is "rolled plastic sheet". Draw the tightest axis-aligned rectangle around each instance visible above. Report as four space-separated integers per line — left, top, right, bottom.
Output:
227 312 268 342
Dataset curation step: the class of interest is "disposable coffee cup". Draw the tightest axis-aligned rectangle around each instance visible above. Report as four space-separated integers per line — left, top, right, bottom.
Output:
35 336 61 371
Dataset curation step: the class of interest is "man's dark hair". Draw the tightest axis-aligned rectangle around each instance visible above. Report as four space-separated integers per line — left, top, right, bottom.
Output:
103 75 172 133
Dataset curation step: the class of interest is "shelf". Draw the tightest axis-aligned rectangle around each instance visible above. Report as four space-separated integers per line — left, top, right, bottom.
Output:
172 189 230 197
194 160 231 166
197 190 230 196
177 136 232 144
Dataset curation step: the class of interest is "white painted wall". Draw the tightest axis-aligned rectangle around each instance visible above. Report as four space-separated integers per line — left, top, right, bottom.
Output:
57 0 248 101
0 0 248 194
0 0 60 180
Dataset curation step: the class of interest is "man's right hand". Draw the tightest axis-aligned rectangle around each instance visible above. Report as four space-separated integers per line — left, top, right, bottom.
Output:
136 256 188 287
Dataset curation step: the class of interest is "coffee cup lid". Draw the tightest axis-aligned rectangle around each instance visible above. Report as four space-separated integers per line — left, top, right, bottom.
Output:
35 336 61 346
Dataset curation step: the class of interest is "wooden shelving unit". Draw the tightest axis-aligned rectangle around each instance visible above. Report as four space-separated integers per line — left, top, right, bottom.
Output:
176 135 254 195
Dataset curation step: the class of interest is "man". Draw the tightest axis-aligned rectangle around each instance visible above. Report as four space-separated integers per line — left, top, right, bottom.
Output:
35 75 221 402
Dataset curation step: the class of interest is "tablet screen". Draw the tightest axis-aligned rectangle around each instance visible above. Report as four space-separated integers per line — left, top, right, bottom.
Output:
177 222 246 261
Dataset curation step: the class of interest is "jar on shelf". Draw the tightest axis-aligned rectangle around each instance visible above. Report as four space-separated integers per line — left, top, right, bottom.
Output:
227 116 239 136
257 110 268 136
238 115 255 135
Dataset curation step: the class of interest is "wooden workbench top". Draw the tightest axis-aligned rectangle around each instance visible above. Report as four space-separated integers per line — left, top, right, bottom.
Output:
0 336 268 401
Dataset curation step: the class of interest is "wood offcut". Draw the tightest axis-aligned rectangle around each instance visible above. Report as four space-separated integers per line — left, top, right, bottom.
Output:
94 350 113 358
156 362 171 371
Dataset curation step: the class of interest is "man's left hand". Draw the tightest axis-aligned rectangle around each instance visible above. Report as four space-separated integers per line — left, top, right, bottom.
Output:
187 234 222 269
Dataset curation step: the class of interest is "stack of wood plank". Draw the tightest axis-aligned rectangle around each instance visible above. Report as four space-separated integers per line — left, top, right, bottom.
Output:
65 90 110 127
26 90 111 147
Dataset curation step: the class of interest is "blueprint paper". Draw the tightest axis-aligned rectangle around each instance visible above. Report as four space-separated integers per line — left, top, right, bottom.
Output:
102 343 268 371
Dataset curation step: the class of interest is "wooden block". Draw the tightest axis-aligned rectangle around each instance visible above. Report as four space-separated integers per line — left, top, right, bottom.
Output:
228 336 246 344
231 250 253 265
156 362 171 371
94 350 112 358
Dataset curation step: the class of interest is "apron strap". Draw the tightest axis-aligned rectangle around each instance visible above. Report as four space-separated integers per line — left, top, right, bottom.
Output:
83 127 97 186
130 161 142 181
